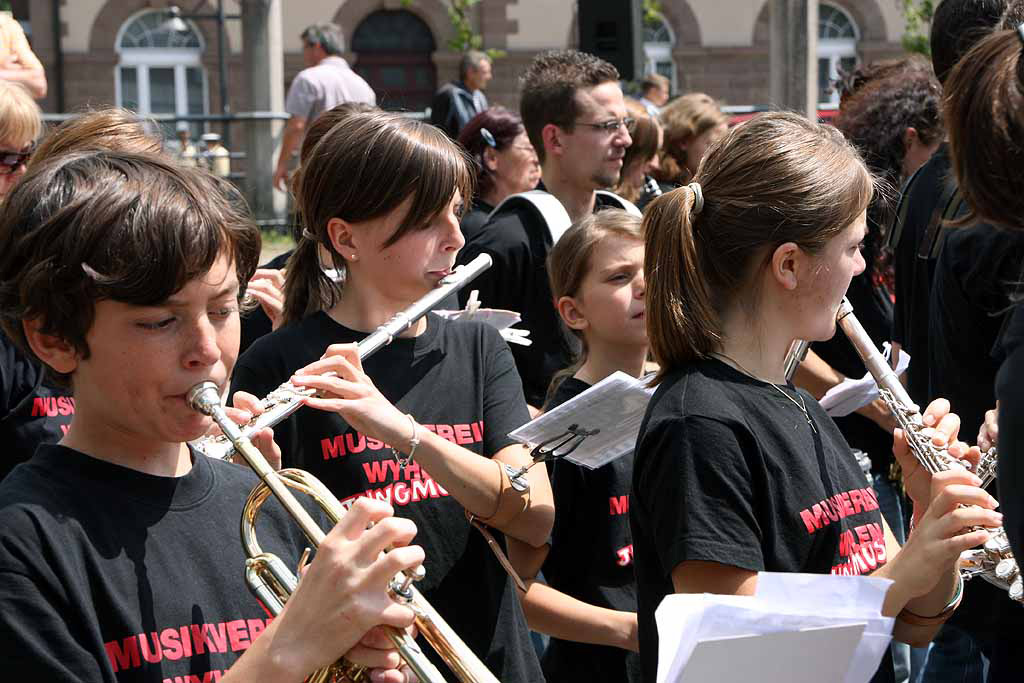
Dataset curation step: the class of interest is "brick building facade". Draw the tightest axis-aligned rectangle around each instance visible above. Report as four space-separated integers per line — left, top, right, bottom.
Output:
15 0 906 119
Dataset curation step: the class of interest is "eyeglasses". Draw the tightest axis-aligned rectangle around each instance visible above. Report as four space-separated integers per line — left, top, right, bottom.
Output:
0 146 33 175
575 117 635 134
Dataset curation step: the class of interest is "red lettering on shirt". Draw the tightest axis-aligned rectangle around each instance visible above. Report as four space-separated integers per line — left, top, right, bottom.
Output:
106 619 272 673
609 495 629 515
29 396 76 417
799 487 880 533
616 544 634 566
831 522 887 575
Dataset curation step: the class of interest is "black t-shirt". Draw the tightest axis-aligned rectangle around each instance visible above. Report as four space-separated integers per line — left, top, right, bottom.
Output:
631 359 892 683
891 144 952 408
541 377 641 683
0 445 314 682
0 332 75 479
930 224 1024 438
460 197 494 244
998 305 1024 574
230 311 543 682
812 271 894 475
456 186 624 407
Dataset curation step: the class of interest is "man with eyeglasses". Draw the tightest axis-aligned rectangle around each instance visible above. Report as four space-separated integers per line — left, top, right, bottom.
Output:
273 22 376 192
456 49 637 413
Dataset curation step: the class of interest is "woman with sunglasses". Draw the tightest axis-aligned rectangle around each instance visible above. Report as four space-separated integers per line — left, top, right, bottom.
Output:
0 82 40 200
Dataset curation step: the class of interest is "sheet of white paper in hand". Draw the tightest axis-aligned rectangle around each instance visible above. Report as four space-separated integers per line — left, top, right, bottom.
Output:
655 573 895 683
820 343 911 417
679 625 865 683
433 307 522 330
508 370 654 469
756 572 895 683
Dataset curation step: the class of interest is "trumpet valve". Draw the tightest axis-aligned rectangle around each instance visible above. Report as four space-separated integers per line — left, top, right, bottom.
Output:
392 565 426 600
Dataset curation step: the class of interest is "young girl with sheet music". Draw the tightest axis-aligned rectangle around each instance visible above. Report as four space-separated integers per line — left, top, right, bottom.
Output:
511 208 645 682
229 110 552 682
631 112 1001 683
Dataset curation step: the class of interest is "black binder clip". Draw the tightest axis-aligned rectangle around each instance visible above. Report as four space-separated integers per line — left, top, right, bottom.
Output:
507 423 600 490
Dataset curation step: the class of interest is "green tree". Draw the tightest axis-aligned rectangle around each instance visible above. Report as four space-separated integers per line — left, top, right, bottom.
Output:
900 0 935 56
402 0 505 58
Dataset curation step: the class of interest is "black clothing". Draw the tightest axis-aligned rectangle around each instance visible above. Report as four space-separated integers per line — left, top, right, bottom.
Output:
541 377 640 683
890 144 952 408
924 197 1024 649
231 312 543 682
812 271 894 476
239 250 291 357
999 305 1024 576
0 332 74 479
930 224 1024 438
429 81 487 139
631 359 892 683
0 445 313 682
460 198 494 244
456 185 626 407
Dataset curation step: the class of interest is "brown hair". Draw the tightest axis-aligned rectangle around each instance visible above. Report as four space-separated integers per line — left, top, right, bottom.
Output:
284 110 473 323
616 99 662 202
944 29 1024 229
519 49 620 164
654 93 728 186
0 151 261 387
545 209 644 404
642 73 670 96
30 109 163 168
0 81 42 149
458 107 527 200
644 112 874 384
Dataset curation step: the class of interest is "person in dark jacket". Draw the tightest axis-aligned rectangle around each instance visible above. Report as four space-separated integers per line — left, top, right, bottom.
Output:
430 50 492 138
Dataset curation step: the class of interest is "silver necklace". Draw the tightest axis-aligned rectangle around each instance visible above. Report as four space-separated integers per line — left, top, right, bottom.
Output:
712 352 818 434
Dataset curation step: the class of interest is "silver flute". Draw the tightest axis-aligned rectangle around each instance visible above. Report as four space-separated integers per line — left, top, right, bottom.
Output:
194 254 493 461
836 298 1021 601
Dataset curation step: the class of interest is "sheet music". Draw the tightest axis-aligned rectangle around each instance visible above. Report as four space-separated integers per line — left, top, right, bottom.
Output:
508 371 654 469
820 343 911 417
433 307 521 330
655 573 894 683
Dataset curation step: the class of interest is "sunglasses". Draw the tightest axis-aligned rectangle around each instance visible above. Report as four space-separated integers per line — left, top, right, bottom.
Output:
0 146 33 175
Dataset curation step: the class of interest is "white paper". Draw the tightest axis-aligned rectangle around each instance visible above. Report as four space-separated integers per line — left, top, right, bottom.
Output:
433 307 522 330
655 573 895 683
507 371 654 469
678 625 866 683
820 344 910 417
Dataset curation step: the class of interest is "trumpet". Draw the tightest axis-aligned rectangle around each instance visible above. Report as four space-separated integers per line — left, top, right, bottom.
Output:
186 252 501 682
835 298 1023 602
195 254 493 461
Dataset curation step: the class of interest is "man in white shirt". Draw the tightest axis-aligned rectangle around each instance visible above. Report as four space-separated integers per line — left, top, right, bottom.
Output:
273 23 376 191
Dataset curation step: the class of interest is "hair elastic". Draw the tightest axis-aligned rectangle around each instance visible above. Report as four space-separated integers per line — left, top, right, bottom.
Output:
480 128 497 148
687 182 704 214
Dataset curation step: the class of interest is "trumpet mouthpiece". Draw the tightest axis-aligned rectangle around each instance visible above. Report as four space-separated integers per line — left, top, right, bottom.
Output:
186 381 222 415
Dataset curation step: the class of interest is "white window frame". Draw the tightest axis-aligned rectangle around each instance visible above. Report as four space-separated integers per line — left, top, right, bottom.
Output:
818 4 859 107
643 16 677 94
113 11 209 122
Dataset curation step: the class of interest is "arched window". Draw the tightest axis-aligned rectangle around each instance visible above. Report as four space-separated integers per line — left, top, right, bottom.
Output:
115 10 208 139
643 14 676 93
818 4 859 106
352 10 437 111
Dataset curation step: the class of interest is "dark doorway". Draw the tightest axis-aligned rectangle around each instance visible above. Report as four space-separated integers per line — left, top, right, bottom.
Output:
352 10 437 111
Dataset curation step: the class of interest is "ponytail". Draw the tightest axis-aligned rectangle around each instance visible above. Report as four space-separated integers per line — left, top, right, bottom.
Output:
281 234 342 325
642 112 873 385
644 186 718 384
